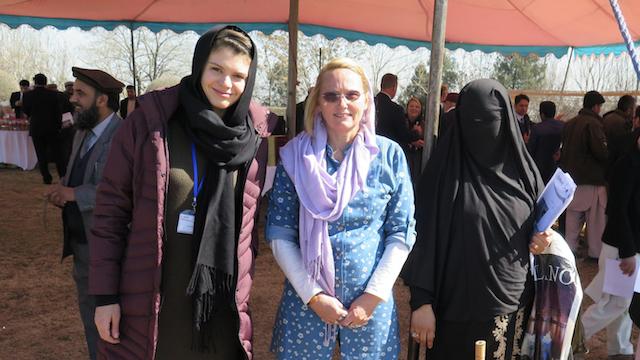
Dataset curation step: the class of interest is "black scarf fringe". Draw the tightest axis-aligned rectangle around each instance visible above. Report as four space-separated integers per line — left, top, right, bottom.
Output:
187 264 235 351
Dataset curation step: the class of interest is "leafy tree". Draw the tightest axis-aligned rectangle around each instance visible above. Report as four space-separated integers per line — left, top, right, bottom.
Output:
398 63 429 107
398 52 460 107
492 54 547 90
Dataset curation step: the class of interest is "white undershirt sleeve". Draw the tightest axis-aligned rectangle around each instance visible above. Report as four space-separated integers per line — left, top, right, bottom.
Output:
270 239 324 304
364 240 410 302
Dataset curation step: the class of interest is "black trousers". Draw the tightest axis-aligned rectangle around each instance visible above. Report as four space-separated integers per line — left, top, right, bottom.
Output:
32 133 65 182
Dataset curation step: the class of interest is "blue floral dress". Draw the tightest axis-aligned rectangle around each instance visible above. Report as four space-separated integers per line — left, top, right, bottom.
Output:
266 136 416 360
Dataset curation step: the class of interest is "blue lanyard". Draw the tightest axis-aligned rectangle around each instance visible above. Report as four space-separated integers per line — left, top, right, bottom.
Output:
191 143 204 212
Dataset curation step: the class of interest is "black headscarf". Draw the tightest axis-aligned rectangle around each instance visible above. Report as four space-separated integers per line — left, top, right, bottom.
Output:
178 25 259 341
402 79 543 320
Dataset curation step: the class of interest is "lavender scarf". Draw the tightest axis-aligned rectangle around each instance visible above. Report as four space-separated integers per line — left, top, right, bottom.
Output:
279 89 379 299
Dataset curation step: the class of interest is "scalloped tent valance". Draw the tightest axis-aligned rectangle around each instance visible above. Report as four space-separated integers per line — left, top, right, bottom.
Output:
1 0 639 57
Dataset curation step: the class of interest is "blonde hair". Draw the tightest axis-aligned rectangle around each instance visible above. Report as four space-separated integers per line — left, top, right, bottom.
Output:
407 96 422 108
303 58 371 134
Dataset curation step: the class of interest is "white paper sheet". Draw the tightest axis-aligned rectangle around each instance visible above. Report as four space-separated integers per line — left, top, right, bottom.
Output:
535 168 577 232
602 258 640 299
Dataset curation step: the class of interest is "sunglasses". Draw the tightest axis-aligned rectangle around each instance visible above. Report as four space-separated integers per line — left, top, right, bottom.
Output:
321 91 361 103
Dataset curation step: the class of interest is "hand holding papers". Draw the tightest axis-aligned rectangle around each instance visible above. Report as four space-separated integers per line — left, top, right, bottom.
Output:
603 258 640 299
534 169 577 233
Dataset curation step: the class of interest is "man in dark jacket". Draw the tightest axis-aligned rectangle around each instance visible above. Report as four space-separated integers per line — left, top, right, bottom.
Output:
295 86 313 135
46 67 124 360
375 73 422 147
118 85 139 119
22 73 63 184
528 101 564 183
9 79 30 118
603 95 636 170
58 81 76 170
560 91 608 259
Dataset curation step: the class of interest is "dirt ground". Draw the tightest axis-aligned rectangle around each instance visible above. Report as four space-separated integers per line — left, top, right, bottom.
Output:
0 166 630 359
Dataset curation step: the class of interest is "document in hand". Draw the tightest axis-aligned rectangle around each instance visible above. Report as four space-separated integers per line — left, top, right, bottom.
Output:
534 168 577 233
602 258 640 299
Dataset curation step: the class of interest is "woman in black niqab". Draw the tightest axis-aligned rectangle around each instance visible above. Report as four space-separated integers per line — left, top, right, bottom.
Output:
402 79 549 359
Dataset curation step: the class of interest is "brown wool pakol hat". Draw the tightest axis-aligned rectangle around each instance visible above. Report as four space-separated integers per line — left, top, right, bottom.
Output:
72 67 124 95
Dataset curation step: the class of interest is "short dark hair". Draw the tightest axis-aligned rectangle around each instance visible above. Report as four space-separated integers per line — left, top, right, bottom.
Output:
539 101 556 119
380 73 398 90
96 89 120 112
19 79 29 87
514 94 529 105
583 90 605 109
636 105 640 118
617 95 636 112
126 85 135 90
33 73 47 86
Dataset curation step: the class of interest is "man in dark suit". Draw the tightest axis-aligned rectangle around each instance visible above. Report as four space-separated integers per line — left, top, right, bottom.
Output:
22 73 63 184
295 86 314 135
375 73 422 147
514 93 533 142
9 79 30 118
58 81 77 171
46 67 124 360
527 101 564 183
118 85 139 119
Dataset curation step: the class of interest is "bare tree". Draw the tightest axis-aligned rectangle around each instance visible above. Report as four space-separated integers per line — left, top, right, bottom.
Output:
0 25 74 87
252 31 289 107
573 54 609 91
86 26 193 93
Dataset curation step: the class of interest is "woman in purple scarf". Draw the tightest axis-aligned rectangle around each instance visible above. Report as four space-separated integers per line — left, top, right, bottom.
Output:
265 58 416 359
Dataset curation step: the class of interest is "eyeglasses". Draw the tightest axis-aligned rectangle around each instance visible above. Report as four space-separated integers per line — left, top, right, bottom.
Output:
321 91 361 103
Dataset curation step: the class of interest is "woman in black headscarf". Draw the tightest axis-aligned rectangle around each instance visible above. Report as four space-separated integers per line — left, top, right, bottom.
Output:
402 79 553 359
90 26 275 359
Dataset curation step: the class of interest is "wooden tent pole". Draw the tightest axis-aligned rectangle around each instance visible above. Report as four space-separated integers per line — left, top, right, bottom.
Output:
422 0 448 169
287 0 299 139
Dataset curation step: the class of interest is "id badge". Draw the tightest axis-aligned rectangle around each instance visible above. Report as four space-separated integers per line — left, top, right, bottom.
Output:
177 209 195 235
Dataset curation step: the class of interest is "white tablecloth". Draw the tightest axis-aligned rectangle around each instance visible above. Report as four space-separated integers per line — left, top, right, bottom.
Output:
0 130 37 170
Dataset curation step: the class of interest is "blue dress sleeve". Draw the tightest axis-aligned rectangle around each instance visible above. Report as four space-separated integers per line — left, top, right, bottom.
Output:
383 142 417 250
265 163 300 244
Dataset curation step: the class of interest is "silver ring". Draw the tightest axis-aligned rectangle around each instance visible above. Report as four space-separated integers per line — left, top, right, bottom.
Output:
411 332 418 337
338 314 346 322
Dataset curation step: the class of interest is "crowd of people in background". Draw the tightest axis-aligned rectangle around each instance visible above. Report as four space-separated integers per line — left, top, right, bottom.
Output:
2 23 640 360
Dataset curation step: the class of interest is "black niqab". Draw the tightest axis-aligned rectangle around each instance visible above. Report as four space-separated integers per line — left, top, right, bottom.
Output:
177 25 259 344
402 79 543 321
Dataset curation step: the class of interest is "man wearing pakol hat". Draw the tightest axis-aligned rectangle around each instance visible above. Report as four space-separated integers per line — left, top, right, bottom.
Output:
46 67 124 360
